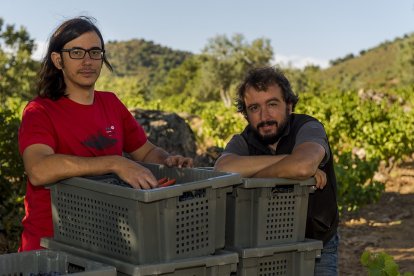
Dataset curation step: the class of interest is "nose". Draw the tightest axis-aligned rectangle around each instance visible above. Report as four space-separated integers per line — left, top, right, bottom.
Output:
260 106 271 121
82 53 93 64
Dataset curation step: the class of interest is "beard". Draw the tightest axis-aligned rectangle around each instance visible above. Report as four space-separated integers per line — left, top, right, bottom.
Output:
251 110 290 145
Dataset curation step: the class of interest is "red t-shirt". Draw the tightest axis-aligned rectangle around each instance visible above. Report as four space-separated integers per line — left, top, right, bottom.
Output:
18 91 147 251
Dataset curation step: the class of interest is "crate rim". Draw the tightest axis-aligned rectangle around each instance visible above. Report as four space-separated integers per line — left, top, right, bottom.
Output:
0 248 117 275
41 238 238 275
233 239 323 259
47 164 242 202
241 177 316 188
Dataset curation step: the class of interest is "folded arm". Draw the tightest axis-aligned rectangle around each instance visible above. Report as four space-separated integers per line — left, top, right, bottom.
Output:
215 142 327 188
22 143 152 187
253 142 327 188
23 140 193 190
214 153 287 177
253 142 325 179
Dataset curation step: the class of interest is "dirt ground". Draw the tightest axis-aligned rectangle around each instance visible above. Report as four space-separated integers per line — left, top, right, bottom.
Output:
339 156 414 275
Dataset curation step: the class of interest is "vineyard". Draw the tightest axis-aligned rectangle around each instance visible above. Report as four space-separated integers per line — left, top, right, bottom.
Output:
120 86 413 214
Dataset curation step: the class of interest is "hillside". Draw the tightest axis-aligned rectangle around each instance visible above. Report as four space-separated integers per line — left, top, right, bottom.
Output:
102 33 414 98
104 39 192 86
317 33 414 91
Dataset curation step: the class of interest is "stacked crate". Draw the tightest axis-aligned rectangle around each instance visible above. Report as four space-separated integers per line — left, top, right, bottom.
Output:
0 249 116 275
41 163 241 275
224 177 323 276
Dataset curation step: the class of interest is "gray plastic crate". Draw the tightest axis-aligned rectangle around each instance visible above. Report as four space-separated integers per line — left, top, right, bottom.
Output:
225 177 315 249
49 163 241 264
42 238 238 276
0 249 116 276
235 239 322 276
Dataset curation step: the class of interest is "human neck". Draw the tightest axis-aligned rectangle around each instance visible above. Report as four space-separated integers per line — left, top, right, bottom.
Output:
66 86 95 105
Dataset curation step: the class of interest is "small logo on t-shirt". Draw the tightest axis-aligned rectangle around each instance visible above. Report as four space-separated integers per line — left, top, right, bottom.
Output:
105 125 115 136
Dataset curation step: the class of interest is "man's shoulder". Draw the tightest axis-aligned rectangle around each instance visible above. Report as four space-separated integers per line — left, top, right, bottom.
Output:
231 133 245 141
291 113 319 122
94 90 123 105
94 90 117 99
291 113 325 130
24 96 55 113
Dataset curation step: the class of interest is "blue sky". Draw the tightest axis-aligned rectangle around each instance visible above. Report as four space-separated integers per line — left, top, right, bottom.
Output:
2 0 413 68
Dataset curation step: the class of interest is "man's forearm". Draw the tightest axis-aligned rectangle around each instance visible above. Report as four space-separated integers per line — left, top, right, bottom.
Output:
253 154 316 179
27 154 123 186
214 154 286 177
141 146 170 164
253 142 325 179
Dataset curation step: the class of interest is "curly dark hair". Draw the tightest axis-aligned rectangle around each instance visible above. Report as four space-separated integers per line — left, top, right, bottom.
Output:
37 16 113 100
235 66 299 117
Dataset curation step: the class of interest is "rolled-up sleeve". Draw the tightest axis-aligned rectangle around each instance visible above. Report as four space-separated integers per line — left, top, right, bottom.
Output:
295 121 330 166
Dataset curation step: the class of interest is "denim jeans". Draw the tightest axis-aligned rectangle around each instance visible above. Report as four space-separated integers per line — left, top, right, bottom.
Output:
314 232 339 276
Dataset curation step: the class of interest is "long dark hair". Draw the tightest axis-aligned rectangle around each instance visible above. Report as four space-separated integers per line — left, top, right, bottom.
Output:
235 66 299 117
37 16 113 100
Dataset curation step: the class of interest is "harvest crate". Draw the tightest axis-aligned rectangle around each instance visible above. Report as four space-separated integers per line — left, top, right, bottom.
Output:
49 163 241 264
42 238 239 276
225 177 315 249
235 239 322 276
0 249 116 276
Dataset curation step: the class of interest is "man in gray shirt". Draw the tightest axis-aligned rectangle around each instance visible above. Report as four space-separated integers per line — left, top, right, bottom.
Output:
214 66 339 276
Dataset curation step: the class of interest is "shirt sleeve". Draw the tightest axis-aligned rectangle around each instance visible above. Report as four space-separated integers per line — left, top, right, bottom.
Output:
294 121 330 166
18 101 57 155
222 134 250 156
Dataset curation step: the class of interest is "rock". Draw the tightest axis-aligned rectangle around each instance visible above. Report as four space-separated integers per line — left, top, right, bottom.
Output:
194 146 224 168
130 108 197 158
129 108 224 167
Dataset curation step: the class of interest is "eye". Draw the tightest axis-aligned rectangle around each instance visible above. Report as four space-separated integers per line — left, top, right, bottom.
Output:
90 49 102 56
268 101 279 108
248 105 259 113
71 49 84 57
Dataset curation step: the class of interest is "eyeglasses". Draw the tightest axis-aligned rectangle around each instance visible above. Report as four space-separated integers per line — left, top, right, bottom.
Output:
60 47 105 60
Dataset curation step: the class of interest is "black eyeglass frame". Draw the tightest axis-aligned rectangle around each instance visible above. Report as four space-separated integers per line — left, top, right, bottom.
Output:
60 47 105 60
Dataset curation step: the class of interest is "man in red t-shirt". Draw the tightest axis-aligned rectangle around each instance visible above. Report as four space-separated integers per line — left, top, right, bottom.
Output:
18 16 193 251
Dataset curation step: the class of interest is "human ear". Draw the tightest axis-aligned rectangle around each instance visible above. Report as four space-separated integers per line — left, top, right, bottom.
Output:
51 52 63 69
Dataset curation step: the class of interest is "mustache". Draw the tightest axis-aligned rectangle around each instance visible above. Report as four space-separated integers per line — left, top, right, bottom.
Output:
78 69 97 73
257 120 278 129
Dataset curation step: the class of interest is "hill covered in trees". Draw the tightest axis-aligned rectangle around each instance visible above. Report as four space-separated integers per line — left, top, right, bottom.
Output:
100 32 414 101
104 39 192 85
317 33 414 91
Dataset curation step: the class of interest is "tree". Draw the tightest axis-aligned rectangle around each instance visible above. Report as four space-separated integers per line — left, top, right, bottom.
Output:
152 34 273 105
0 99 26 252
0 18 39 104
104 39 192 98
152 56 202 99
200 34 273 106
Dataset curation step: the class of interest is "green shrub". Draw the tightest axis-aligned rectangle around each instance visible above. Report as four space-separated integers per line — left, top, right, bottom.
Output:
0 99 26 252
361 251 413 276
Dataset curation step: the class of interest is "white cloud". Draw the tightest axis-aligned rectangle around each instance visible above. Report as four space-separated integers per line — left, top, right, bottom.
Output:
32 40 48 61
273 53 329 69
